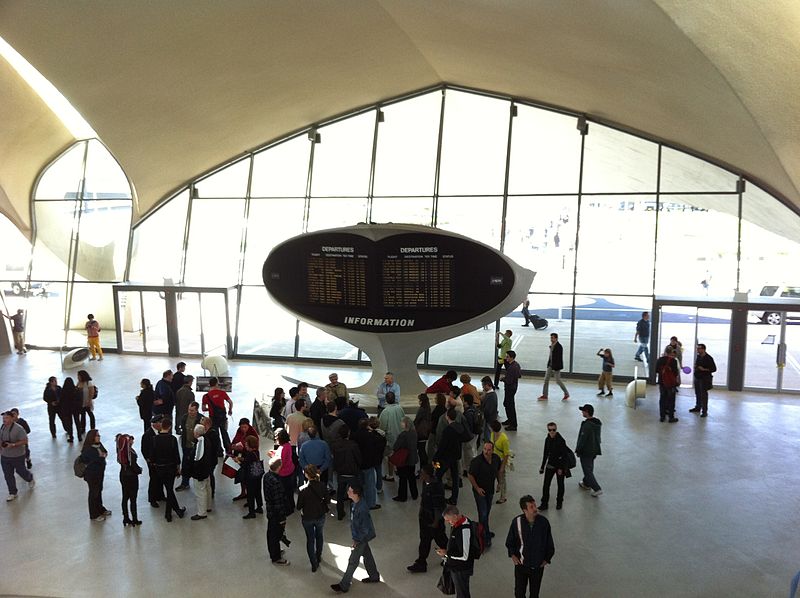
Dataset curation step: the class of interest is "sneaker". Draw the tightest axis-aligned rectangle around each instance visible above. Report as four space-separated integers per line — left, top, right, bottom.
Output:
28 479 36 489
700 413 708 418
538 503 548 511
669 417 679 423
89 357 96 361
6 494 17 502
634 356 643 362
330 584 346 593
504 426 517 431
361 577 381 583
596 391 605 396
272 559 290 566
102 509 112 516
537 395 548 401
591 490 603 497
561 395 570 401
190 515 207 521
689 407 701 413
578 481 590 490
92 515 106 521
407 562 427 573
606 391 613 397
98 356 103 360
243 512 257 519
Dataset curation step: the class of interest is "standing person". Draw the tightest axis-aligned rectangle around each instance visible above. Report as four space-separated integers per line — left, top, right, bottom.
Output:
270 387 287 430
537 334 569 402
505 495 555 598
201 416 221 499
634 311 650 363
655 346 680 423
1 410 34 501
79 429 110 521
331 484 382 593
414 394 432 467
538 422 570 511
495 330 512 388
596 348 615 397
9 409 32 469
298 426 332 497
241 435 265 519
275 429 296 511
309 387 329 431
436 505 476 598
141 415 166 507
460 374 482 408
76 370 96 435
171 362 187 395
480 376 498 441
263 456 293 566
151 418 185 522
174 375 195 424
136 378 156 434
502 350 523 431
352 418 384 511
407 464 448 573
43 376 63 439
330 426 362 520
175 401 202 491
189 423 215 521
669 336 684 366
1 309 26 354
376 372 400 413
153 370 175 420
326 373 349 402
426 370 458 394
62 377 81 442
468 440 502 549
392 416 418 502
296 464 329 572
201 376 233 452
521 299 533 327
575 404 603 497
433 408 466 505
378 392 405 482
58 376 76 443
489 420 512 505
85 313 103 360
116 433 142 527
690 344 717 418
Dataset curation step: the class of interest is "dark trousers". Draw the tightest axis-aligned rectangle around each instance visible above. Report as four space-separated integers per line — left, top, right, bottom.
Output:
659 385 677 418
72 411 82 439
417 516 448 565
541 468 564 507
397 465 418 500
279 473 296 511
1 455 32 495
302 516 325 567
155 466 181 518
494 362 504 389
450 569 472 598
504 386 518 428
417 439 429 467
85 471 105 519
180 445 196 487
267 517 286 561
79 407 96 436
514 564 545 598
579 455 601 492
47 405 60 437
436 461 459 503
694 379 709 414
59 411 74 439
141 418 149 434
147 462 165 503
120 474 139 521
336 474 357 518
246 475 264 514
214 418 231 453
473 489 494 546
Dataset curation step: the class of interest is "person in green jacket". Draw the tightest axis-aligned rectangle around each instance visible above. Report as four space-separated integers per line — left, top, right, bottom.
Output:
575 404 603 497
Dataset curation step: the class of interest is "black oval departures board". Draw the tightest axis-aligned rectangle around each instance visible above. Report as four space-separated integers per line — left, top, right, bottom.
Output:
263 230 516 333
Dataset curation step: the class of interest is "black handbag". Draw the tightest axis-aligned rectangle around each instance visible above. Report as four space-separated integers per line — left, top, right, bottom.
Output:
437 568 456 595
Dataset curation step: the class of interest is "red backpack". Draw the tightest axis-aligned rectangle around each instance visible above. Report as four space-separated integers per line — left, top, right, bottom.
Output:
660 357 679 388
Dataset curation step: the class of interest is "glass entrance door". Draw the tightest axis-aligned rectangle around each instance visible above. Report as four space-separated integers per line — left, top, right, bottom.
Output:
744 310 800 391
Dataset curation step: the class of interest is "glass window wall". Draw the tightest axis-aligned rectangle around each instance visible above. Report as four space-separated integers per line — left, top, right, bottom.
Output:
129 190 189 284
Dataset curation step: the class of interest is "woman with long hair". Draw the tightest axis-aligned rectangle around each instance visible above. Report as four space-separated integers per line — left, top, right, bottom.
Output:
76 370 96 436
79 429 110 521
59 376 78 443
296 464 329 572
269 387 286 430
116 433 142 527
413 393 432 467
275 429 296 511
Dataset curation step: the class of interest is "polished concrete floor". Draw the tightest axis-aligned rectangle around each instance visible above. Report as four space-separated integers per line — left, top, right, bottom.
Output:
0 351 798 597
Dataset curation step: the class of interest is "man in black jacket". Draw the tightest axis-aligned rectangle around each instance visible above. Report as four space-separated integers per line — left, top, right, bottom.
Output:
538 334 569 402
309 387 328 431
437 504 476 598
263 456 293 565
690 343 717 418
538 422 570 511
502 350 523 431
330 425 362 519
434 408 467 505
505 495 554 598
352 417 386 510
407 464 448 573
141 415 166 507
151 418 185 521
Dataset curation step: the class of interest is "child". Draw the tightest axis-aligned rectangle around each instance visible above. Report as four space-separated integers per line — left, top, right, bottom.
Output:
596 348 615 397
116 433 142 527
489 420 512 504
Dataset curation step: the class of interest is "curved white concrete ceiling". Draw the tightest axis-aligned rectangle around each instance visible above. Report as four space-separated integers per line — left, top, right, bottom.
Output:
0 0 798 226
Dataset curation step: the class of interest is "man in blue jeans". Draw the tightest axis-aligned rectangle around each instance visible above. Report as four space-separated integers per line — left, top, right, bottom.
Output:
634 311 650 362
575 404 603 497
468 441 501 549
1 411 35 501
331 484 381 593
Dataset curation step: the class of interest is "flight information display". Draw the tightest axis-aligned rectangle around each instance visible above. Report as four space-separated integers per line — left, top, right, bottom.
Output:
264 229 515 332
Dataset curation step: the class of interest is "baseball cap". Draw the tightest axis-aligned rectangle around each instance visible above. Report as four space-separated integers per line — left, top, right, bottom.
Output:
578 404 594 415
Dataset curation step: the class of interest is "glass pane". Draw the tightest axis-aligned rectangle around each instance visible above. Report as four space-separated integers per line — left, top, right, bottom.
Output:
744 310 778 389
373 92 441 196
118 291 144 352
784 316 800 391
504 196 577 293
66 283 117 350
200 292 228 356
142 291 169 353
251 136 310 197
575 196 656 295
83 140 132 198
129 191 189 284
34 142 85 200
428 327 493 369
739 184 800 296
654 195 739 296
311 111 375 196
75 200 132 281
573 295 652 375
31 200 78 280
659 147 738 193
656 305 697 379
236 286 295 356
306 197 367 232
696 308 730 386
297 321 359 360
438 91 510 196
508 106 581 194
371 196 433 226
177 292 201 354
23 282 67 346
503 294 574 372
242 198 305 284
184 198 245 285
436 196 503 249
195 158 250 198
0 214 32 285
582 124 658 193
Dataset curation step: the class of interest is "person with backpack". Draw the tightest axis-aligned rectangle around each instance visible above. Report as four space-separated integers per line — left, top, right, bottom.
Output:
433 408 468 505
505 495 555 598
437 504 479 598
461 394 480 476
468 440 502 550
538 422 572 510
656 346 681 423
